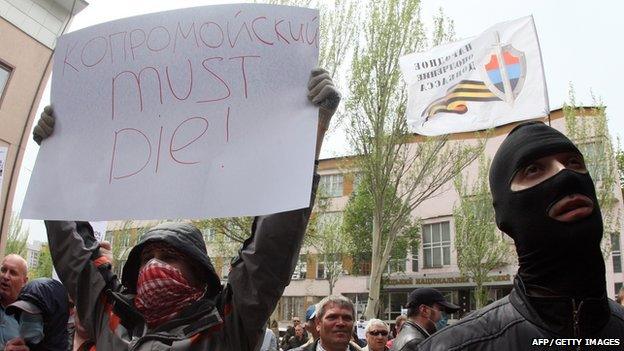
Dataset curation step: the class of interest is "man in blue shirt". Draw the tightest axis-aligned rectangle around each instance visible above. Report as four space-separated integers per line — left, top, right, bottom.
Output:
0 254 28 348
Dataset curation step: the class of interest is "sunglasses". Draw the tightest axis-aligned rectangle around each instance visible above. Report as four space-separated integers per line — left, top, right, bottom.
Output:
368 330 388 336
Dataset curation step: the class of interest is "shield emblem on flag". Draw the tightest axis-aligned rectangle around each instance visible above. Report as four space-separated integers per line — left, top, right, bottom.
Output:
482 45 526 102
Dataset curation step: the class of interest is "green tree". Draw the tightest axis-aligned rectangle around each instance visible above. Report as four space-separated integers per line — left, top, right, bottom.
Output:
29 245 53 279
342 174 419 276
563 85 621 258
310 210 348 295
107 220 144 276
346 0 482 318
6 212 29 257
453 155 510 309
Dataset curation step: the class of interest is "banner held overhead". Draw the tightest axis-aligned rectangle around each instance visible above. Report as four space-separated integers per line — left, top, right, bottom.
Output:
22 4 319 221
399 15 548 136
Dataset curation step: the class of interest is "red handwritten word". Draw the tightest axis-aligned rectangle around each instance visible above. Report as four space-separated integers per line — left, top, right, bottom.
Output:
111 55 259 120
108 110 230 183
62 13 318 73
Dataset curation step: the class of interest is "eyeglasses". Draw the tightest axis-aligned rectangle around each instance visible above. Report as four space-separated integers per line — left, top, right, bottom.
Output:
368 330 388 337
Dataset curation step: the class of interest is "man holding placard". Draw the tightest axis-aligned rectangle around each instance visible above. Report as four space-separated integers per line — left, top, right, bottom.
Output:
31 67 339 351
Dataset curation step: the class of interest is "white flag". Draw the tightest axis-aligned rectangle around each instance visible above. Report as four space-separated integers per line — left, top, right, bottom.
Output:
400 16 548 136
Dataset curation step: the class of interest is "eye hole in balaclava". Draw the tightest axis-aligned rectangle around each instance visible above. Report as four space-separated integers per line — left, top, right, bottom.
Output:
488 121 604 299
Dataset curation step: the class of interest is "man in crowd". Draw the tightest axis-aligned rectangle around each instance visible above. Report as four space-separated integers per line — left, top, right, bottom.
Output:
0 254 28 348
418 122 624 350
281 317 304 350
32 68 340 350
285 324 307 349
287 304 318 351
362 319 389 351
386 315 406 349
5 277 69 351
391 288 459 351
303 295 361 351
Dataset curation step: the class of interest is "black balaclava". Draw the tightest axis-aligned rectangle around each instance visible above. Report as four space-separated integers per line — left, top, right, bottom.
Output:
489 122 605 299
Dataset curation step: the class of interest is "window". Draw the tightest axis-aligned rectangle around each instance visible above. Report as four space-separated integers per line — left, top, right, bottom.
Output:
279 296 305 321
343 293 368 318
386 258 405 274
320 174 344 197
0 62 11 103
380 292 408 321
317 257 326 279
612 233 622 273
411 247 419 272
422 222 451 268
292 255 307 279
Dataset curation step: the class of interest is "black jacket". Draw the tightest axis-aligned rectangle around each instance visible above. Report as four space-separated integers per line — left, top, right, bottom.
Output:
417 277 624 351
391 320 430 351
7 278 69 351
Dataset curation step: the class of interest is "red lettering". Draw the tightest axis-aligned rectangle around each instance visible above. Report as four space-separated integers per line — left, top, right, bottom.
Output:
229 55 260 99
81 36 108 68
227 14 253 48
111 67 163 120
197 57 231 103
129 29 146 60
274 19 290 44
62 42 79 75
288 21 304 42
147 26 171 52
109 128 152 183
174 21 199 53
166 59 193 101
199 22 224 48
169 117 209 165
252 16 273 45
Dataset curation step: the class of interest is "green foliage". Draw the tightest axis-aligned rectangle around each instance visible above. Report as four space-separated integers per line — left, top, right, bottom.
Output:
453 155 510 308
563 85 621 258
107 220 145 276
342 175 419 275
29 245 53 279
346 0 482 318
6 212 28 257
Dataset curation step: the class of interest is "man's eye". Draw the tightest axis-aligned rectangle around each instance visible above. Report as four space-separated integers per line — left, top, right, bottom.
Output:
523 164 540 176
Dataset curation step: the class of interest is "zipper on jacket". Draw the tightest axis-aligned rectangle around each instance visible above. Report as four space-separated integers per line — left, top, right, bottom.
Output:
572 299 581 351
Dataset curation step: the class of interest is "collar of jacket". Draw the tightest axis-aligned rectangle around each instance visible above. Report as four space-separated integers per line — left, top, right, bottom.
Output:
311 339 361 351
509 276 610 337
404 320 431 337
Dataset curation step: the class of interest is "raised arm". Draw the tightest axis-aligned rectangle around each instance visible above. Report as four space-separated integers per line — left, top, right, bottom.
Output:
224 68 340 349
34 108 115 338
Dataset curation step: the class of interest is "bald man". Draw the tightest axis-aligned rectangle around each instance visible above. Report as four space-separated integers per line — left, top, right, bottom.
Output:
0 254 28 349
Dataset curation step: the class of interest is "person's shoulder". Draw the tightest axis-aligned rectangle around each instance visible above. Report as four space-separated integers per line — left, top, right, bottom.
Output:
608 299 624 322
418 296 524 350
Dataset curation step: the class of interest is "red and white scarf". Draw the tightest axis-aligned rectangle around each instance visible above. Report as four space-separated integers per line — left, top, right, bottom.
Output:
134 259 204 328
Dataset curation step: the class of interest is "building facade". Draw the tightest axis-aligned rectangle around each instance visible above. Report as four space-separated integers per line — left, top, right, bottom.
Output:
0 0 87 256
252 109 623 327
103 108 623 328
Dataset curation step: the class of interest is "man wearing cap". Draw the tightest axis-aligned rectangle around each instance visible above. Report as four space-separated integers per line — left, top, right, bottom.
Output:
4 278 69 351
32 68 340 351
418 122 624 350
0 254 28 349
391 288 459 351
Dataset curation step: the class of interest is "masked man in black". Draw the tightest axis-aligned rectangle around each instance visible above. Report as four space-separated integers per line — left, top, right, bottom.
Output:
418 122 624 350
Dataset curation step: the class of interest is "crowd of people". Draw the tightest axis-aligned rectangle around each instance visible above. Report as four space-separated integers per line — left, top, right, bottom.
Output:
0 60 623 350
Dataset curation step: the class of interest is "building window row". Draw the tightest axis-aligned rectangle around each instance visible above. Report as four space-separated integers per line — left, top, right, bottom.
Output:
320 174 344 197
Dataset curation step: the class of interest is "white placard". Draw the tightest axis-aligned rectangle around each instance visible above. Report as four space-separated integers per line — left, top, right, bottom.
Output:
400 16 548 135
90 221 108 242
22 4 319 220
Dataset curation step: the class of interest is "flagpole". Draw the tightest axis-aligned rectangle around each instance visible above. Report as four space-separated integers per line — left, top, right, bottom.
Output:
494 32 514 105
531 15 551 121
